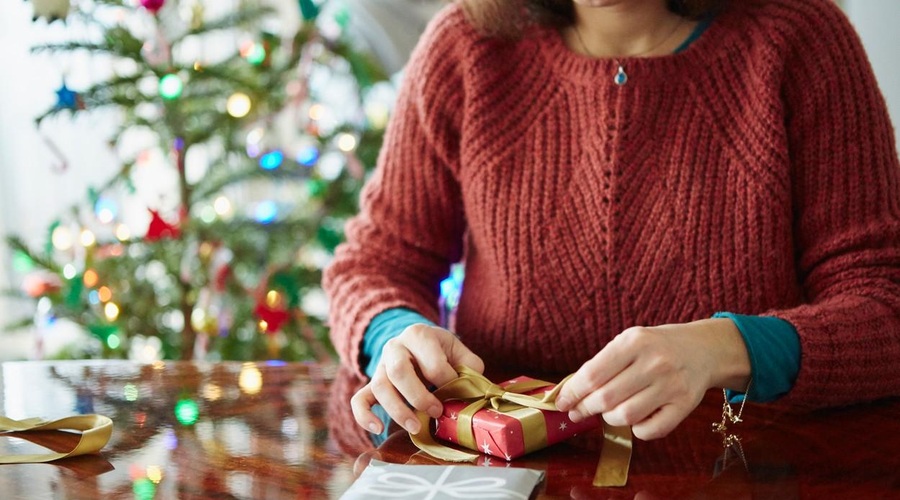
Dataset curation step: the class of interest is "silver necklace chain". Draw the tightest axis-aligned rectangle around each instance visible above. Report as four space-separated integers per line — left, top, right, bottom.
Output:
573 16 686 86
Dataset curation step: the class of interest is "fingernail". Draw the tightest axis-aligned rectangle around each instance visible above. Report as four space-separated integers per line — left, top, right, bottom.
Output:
427 405 442 419
569 410 583 423
556 397 570 410
367 422 380 434
405 418 420 434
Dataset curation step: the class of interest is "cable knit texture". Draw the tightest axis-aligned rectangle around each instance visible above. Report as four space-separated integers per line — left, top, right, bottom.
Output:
323 0 900 410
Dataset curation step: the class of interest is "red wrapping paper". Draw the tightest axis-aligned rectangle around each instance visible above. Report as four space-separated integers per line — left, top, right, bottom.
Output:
432 376 602 461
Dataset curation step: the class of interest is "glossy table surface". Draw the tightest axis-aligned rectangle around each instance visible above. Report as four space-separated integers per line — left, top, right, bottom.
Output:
0 361 898 499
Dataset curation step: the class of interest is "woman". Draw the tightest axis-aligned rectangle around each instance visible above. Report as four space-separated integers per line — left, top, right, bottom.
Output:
323 0 900 444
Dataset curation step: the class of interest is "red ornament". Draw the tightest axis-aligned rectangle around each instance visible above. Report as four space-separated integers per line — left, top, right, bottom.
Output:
253 303 289 334
145 210 181 241
22 272 62 298
140 0 165 13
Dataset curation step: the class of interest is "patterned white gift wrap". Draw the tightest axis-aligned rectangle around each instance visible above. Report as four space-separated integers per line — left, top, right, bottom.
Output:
340 460 545 500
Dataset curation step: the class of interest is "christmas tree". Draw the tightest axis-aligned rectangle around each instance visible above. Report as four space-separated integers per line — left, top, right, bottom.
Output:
5 0 392 361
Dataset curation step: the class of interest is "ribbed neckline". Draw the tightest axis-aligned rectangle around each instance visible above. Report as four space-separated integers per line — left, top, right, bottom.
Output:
535 5 740 87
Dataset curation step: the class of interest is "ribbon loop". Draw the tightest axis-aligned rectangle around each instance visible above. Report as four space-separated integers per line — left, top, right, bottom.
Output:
0 414 113 464
408 366 632 487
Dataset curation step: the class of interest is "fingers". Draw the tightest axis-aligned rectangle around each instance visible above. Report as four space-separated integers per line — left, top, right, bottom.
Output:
630 403 688 441
443 333 485 376
556 329 639 411
350 384 383 434
354 324 480 435
567 362 652 423
382 337 445 419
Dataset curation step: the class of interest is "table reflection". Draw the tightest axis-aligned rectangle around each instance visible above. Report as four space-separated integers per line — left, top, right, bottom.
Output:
327 364 900 499
0 361 351 500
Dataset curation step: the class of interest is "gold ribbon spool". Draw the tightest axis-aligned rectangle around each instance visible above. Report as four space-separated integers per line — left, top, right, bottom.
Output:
409 366 632 487
0 414 113 464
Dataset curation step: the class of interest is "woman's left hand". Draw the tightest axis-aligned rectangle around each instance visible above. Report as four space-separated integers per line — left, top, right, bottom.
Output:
555 318 751 441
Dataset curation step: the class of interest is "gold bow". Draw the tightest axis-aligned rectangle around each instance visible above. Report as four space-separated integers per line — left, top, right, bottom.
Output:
0 414 113 464
409 366 632 487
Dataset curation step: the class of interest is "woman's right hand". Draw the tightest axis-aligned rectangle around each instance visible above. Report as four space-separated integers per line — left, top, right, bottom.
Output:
350 323 484 435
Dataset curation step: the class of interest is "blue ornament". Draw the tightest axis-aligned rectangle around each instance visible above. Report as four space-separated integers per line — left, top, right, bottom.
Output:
55 82 79 110
296 146 319 167
259 150 284 170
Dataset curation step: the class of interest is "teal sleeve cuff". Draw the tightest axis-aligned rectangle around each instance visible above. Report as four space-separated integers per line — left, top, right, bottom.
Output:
712 312 802 403
362 308 435 379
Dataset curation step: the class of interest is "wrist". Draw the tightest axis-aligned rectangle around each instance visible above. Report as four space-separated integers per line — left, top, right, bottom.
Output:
694 318 752 391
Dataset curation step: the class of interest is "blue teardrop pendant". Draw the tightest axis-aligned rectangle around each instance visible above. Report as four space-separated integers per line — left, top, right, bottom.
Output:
614 65 628 86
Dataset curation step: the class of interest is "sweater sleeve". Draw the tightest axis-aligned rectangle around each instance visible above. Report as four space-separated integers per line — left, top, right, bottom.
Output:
363 308 436 378
322 6 470 380
764 3 900 408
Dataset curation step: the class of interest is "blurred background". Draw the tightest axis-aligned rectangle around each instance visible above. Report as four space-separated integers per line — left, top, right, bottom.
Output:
0 0 897 361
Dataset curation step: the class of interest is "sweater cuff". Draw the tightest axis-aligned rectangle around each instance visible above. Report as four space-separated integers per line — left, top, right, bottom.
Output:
362 308 436 378
712 312 802 403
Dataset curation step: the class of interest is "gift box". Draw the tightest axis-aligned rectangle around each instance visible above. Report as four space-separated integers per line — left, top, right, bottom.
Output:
431 374 602 461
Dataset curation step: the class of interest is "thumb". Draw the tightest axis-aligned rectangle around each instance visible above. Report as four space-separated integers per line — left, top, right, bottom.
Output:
446 336 484 374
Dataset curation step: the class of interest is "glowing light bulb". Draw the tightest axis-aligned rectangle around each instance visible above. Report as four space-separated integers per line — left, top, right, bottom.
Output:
202 383 222 401
95 197 117 223
146 465 163 484
105 302 120 321
83 269 99 288
107 333 121 349
266 290 282 308
80 229 96 247
159 74 184 100
213 196 233 217
63 264 77 280
239 364 263 395
116 224 131 241
259 150 284 170
336 133 357 152
98 286 112 302
254 201 277 224
296 145 319 166
226 92 251 118
245 43 266 65
52 227 74 251
308 104 324 121
174 398 199 426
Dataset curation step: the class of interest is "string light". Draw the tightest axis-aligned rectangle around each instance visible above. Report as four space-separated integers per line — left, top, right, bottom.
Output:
80 229 96 247
124 383 139 401
52 227 74 251
254 201 278 224
146 466 163 484
201 383 222 401
245 43 266 65
107 333 121 349
98 286 112 302
296 145 319 166
158 74 184 100
105 302 120 321
266 290 282 308
259 150 284 170
174 398 199 426
239 364 263 395
336 133 357 152
213 196 233 217
83 269 99 288
308 104 323 121
94 197 117 223
226 92 251 118
115 224 131 241
63 264 77 280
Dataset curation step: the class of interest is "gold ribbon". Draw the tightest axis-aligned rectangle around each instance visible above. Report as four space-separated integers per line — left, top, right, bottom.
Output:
0 414 113 464
409 366 632 487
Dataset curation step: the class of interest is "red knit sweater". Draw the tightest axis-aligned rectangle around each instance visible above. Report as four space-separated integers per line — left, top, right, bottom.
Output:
323 0 900 409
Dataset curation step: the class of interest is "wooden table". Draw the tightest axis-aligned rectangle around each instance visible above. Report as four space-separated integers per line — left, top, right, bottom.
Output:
0 361 898 499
